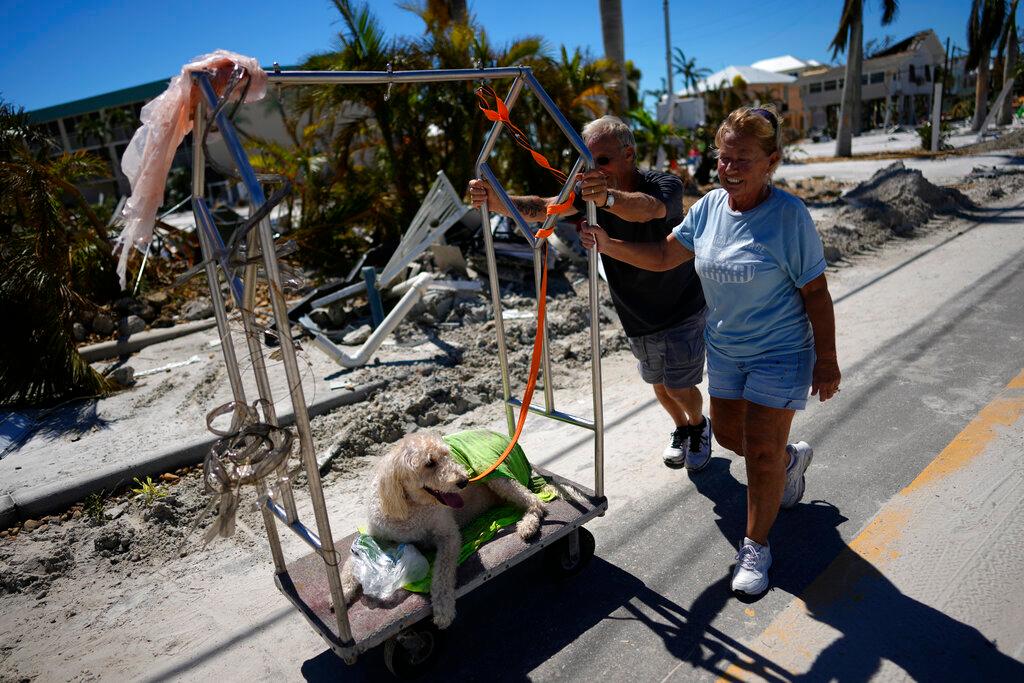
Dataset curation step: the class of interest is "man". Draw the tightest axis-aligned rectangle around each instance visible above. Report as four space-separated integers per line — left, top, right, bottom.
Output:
468 115 711 469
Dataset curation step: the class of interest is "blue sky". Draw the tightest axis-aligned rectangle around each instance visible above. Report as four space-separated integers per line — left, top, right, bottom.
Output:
0 1 993 112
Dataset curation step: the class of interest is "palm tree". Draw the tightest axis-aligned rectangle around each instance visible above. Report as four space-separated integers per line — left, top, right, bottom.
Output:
0 100 114 407
551 46 609 120
996 0 1019 125
830 0 899 157
627 107 681 167
599 0 629 116
672 48 711 94
276 0 554 272
967 0 1008 131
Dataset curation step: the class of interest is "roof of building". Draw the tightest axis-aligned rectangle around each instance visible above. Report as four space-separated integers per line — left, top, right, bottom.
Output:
27 78 171 124
679 65 796 96
871 30 934 59
750 55 822 74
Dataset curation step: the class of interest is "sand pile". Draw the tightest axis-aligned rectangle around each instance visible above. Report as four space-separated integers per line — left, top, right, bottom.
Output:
818 162 974 262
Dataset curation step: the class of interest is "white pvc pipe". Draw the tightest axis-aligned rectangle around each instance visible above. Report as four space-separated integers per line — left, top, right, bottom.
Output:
310 273 434 368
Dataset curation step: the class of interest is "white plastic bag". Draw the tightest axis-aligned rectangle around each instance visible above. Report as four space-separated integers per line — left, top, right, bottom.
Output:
115 50 267 288
349 534 429 600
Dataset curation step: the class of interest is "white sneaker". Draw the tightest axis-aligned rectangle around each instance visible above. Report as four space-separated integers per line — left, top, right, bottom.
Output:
662 426 688 468
780 441 814 509
685 416 712 472
731 537 772 596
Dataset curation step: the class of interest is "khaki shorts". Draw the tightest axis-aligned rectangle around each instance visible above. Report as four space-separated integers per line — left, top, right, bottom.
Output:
627 308 707 389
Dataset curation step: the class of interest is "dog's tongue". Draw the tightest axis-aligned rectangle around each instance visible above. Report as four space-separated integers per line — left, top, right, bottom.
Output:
438 491 464 508
432 491 464 507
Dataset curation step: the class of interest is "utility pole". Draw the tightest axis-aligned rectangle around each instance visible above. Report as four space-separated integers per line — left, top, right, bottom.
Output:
931 37 951 152
656 0 674 171
663 0 675 128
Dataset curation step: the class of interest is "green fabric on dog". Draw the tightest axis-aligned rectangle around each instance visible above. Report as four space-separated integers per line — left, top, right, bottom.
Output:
442 429 549 492
398 430 555 593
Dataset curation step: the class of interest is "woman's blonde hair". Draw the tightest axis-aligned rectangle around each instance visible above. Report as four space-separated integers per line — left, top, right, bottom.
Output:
714 105 784 175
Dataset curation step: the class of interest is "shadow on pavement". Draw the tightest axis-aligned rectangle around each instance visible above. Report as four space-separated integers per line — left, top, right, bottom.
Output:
299 454 1023 680
300 551 789 682
689 456 1024 681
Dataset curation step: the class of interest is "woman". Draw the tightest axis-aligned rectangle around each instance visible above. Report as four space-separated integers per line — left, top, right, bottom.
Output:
580 106 841 597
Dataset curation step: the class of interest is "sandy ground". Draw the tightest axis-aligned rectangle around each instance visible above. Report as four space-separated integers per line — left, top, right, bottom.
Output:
787 121 1011 160
2 152 1023 681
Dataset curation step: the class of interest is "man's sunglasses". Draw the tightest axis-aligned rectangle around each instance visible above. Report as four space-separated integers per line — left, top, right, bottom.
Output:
595 155 613 166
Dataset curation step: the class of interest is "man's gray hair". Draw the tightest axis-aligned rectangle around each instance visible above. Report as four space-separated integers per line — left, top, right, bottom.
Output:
582 115 635 149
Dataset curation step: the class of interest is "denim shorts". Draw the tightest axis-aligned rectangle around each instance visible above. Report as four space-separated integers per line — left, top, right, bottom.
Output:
627 308 707 389
706 345 815 410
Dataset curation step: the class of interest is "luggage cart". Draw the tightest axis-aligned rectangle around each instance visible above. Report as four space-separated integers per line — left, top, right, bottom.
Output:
190 64 607 677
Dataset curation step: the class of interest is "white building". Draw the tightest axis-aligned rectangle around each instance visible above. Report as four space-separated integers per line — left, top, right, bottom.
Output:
656 96 706 128
677 65 798 97
751 55 823 77
797 30 946 133
658 64 799 130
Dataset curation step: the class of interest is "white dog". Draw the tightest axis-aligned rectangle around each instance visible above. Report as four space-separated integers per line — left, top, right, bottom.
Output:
340 432 548 628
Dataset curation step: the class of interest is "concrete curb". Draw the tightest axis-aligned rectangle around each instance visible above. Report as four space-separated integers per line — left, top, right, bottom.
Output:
78 319 218 362
0 380 386 528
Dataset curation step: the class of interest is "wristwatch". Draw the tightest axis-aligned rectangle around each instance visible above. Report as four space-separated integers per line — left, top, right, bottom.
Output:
603 191 615 209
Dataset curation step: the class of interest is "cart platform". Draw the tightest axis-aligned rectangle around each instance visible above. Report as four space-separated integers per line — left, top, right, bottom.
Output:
275 468 606 660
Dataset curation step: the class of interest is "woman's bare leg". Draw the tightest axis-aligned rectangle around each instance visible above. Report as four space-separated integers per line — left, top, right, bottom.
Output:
709 396 746 455
741 402 796 545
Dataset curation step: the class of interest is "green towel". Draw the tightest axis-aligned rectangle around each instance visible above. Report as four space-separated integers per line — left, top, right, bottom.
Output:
442 429 550 493
369 430 555 593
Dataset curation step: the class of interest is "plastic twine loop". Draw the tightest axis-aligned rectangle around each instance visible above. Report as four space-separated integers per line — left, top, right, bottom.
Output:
185 399 295 546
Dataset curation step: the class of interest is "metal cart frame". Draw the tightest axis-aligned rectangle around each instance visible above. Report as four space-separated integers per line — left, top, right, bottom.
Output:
189 64 606 668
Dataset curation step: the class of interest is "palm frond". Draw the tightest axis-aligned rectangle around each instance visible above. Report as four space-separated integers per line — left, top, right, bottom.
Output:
830 0 862 58
880 0 899 25
967 0 1008 70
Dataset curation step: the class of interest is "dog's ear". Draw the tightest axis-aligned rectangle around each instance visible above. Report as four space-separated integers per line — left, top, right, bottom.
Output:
377 453 410 520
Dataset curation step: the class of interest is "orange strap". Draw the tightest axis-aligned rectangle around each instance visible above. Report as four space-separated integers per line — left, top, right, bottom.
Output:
468 242 550 482
475 85 575 220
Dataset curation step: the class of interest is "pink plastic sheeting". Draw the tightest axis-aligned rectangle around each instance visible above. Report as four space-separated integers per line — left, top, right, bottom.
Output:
115 50 268 288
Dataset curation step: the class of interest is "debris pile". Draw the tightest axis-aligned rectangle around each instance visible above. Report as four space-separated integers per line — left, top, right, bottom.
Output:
957 165 1024 203
817 162 974 263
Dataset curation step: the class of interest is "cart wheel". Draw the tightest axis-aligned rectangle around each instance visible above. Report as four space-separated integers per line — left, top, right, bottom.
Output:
544 526 595 578
382 622 441 679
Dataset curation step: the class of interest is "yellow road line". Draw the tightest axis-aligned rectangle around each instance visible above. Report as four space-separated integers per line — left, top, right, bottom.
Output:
716 368 1024 681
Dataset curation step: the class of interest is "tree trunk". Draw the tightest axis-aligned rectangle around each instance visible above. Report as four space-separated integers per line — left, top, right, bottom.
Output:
599 0 629 116
447 0 468 23
851 28 863 135
972 59 990 131
835 17 862 157
998 36 1017 125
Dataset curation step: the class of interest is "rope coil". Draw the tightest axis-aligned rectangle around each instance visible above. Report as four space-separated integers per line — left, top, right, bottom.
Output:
185 400 295 546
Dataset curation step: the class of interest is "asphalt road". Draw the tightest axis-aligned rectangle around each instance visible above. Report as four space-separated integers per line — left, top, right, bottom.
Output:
292 197 1024 680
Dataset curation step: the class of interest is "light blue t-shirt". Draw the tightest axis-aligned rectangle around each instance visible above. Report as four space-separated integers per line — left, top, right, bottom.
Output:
673 188 826 360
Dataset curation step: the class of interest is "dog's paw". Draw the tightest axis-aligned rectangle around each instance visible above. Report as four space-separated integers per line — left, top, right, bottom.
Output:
432 605 455 629
516 512 541 540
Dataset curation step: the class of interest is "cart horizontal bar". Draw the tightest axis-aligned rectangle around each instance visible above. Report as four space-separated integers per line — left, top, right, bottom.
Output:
267 67 529 86
267 498 322 551
506 398 595 430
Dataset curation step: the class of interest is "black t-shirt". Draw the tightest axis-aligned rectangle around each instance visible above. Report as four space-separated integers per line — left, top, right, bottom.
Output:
575 169 705 337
